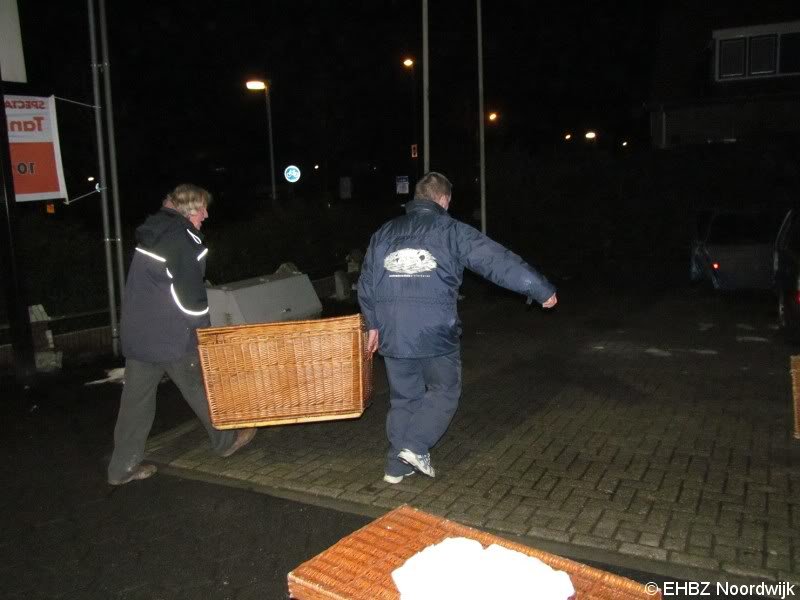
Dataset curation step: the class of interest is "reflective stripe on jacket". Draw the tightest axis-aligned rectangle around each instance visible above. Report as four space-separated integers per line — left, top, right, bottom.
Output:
120 208 210 362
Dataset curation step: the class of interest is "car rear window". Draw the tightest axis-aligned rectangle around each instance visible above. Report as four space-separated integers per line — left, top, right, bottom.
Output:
707 213 778 244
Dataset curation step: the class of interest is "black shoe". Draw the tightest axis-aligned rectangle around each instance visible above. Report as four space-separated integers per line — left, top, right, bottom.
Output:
222 428 257 457
108 464 157 485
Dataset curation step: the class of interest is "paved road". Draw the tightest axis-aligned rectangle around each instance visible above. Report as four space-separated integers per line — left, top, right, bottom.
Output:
0 346 667 600
3 273 799 599
144 275 800 593
1 368 377 600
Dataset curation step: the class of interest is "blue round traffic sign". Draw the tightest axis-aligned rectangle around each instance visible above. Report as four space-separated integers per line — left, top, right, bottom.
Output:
284 165 301 183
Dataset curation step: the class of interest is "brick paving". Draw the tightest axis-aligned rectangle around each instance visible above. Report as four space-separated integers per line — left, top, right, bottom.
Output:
146 284 800 588
2 358 375 600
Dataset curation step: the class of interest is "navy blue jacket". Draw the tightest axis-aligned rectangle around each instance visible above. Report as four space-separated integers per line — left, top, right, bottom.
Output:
120 208 210 362
357 199 555 358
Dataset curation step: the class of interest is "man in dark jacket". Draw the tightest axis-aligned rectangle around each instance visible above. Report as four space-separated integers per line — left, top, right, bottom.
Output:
358 172 556 483
107 184 256 485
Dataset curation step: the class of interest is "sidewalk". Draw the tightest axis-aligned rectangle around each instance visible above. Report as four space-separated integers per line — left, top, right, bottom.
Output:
145 284 800 588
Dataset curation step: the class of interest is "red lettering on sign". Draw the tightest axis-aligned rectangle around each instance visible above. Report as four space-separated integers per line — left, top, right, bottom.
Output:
4 99 46 110
9 116 45 132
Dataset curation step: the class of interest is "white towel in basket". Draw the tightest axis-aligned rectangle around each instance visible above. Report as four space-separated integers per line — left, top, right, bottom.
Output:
391 536 576 600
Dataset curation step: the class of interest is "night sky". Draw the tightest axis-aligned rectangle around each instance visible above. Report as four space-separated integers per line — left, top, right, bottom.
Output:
5 0 800 317
9 0 665 217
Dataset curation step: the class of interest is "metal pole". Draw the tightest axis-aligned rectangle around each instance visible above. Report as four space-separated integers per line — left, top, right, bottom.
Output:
411 65 419 180
265 87 277 201
422 0 430 173
88 0 120 356
98 0 126 303
0 61 36 380
477 0 487 234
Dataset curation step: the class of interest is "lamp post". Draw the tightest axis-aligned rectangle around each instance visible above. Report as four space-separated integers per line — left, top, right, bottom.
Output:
246 79 277 201
477 0 486 234
402 57 420 180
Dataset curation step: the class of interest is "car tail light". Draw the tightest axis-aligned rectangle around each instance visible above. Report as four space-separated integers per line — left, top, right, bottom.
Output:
712 262 720 270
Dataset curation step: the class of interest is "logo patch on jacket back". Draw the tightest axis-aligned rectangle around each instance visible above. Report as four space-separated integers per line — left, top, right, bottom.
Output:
384 248 437 277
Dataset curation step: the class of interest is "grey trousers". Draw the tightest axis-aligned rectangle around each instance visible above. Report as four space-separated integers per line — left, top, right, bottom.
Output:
383 350 462 476
107 354 236 482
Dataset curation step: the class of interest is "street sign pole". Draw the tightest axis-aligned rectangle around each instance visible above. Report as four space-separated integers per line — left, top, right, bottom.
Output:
98 0 127 305
422 0 430 173
0 61 36 380
88 0 120 356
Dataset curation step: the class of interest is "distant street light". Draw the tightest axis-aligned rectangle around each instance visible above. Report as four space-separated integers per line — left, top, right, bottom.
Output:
564 133 572 141
585 131 597 140
622 141 628 147
246 79 277 201
403 58 414 68
488 112 498 122
314 164 320 170
87 176 95 182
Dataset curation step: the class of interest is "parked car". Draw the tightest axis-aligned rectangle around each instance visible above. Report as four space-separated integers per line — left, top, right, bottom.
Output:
774 208 800 340
690 209 781 290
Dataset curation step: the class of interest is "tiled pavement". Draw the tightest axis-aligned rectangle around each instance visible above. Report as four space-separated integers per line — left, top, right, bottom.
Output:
146 284 800 588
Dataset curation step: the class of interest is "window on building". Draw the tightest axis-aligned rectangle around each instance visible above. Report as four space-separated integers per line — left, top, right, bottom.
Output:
714 21 800 81
719 38 746 78
780 32 800 74
749 35 777 75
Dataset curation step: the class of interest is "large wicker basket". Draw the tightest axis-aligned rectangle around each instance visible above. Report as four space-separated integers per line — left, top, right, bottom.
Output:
288 505 661 599
197 314 372 429
790 355 800 440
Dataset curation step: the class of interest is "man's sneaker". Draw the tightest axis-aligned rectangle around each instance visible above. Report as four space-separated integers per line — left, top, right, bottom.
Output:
383 470 415 484
108 464 157 486
398 449 435 477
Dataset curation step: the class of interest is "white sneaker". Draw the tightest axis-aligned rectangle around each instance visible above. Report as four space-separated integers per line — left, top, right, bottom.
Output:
398 449 435 477
383 471 415 484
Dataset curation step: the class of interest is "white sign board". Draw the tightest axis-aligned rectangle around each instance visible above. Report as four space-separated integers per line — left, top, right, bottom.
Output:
4 95 68 202
396 175 409 195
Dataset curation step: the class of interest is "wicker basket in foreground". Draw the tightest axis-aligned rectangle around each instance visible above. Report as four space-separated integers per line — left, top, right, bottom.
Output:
197 314 372 429
790 355 800 440
288 505 661 600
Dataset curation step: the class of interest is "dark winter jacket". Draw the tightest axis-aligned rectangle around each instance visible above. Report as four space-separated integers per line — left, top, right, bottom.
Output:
357 198 555 358
120 208 210 362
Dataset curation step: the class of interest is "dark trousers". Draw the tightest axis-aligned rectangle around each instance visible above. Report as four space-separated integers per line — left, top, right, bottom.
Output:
107 354 236 482
383 350 462 476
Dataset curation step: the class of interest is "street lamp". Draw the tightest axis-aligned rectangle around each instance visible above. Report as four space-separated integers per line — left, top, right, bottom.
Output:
487 111 498 122
246 79 277 201
402 57 419 179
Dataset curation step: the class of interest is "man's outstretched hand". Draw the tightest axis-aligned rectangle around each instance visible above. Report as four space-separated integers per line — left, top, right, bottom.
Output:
542 293 557 309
